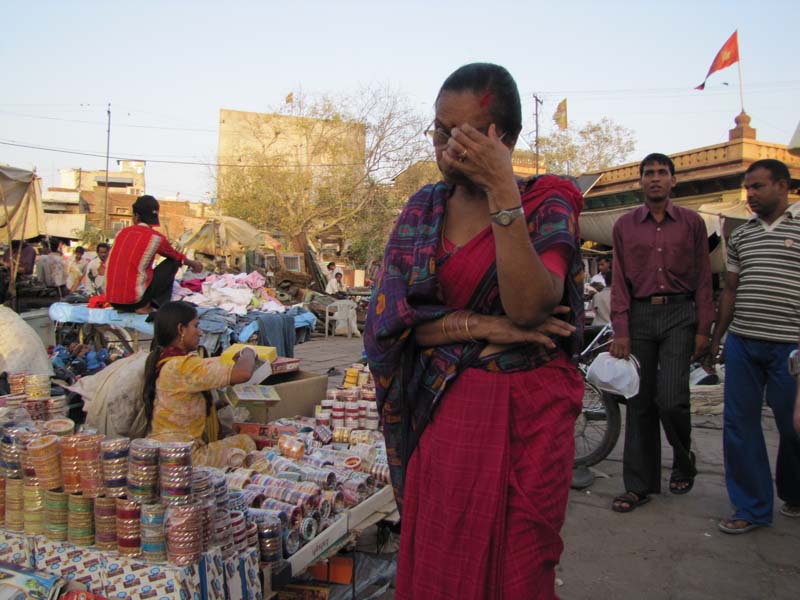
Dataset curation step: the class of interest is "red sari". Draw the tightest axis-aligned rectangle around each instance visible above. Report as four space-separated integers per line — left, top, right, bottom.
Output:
395 223 583 599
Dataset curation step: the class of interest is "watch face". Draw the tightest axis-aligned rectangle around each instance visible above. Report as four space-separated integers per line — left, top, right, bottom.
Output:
790 349 800 376
497 213 512 226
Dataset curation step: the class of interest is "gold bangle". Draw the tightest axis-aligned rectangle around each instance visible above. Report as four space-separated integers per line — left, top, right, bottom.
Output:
441 313 451 341
464 312 477 343
451 311 461 339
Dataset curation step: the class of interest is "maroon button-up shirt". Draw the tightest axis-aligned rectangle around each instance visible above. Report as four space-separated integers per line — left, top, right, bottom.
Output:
611 200 714 338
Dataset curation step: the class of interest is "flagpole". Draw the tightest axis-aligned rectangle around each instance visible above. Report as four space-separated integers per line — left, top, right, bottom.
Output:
737 35 745 112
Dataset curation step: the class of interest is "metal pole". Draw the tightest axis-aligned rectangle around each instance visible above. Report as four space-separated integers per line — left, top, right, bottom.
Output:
104 102 111 233
737 54 745 113
533 94 543 175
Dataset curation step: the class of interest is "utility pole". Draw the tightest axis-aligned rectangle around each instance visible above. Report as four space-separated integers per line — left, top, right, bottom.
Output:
104 102 111 233
533 94 543 175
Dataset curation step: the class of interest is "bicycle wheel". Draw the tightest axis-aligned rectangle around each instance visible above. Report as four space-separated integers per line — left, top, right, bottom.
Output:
574 380 622 467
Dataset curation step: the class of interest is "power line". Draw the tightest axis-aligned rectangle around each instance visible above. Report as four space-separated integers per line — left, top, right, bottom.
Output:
0 110 216 133
0 138 416 169
526 79 800 99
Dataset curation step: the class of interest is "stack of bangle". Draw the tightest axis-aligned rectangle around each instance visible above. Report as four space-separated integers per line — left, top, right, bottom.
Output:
441 310 477 343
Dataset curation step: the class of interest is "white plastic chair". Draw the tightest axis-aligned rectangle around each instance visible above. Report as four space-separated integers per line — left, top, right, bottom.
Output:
325 299 356 338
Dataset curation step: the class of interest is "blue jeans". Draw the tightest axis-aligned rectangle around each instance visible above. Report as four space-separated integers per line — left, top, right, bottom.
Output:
723 332 800 523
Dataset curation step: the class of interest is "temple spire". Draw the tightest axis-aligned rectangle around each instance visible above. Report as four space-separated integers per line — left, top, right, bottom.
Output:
729 111 756 141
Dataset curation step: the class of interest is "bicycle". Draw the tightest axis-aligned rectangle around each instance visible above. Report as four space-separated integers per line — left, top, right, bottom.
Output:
574 322 623 467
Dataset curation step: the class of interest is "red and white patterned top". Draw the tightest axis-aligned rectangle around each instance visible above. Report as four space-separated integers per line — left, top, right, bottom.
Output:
105 223 187 305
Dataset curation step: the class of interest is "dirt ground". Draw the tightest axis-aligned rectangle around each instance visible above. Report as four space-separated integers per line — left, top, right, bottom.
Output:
295 335 800 599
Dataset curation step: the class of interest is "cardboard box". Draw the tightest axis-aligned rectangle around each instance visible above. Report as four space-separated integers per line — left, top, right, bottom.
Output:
271 357 301 375
223 555 243 600
201 547 226 600
265 371 328 421
274 583 331 599
307 556 353 585
239 548 262 600
103 555 202 600
221 344 278 365
230 385 282 403
32 539 106 595
287 515 347 576
0 530 32 568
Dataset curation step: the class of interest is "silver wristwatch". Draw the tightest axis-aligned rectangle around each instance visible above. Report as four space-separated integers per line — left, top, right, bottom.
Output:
489 206 524 227
789 349 800 377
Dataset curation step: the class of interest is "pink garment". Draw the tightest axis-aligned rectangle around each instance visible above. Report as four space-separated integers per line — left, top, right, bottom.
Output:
243 271 266 289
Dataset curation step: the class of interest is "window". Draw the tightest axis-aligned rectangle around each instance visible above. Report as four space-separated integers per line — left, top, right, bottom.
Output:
112 219 131 233
283 255 302 272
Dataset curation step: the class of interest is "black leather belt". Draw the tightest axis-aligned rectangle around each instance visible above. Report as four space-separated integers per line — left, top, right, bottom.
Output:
633 294 694 305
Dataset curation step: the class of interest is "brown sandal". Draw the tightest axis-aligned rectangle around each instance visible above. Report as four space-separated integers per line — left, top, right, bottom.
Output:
612 491 651 513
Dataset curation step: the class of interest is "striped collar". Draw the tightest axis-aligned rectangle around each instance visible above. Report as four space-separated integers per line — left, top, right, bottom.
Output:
748 202 799 232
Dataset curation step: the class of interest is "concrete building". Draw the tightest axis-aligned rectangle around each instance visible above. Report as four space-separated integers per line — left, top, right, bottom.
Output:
77 192 216 239
43 158 215 241
59 160 146 195
48 160 147 235
217 108 366 197
391 150 546 197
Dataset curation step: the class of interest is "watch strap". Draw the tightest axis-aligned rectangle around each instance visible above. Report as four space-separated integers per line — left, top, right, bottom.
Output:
789 349 800 377
489 206 525 227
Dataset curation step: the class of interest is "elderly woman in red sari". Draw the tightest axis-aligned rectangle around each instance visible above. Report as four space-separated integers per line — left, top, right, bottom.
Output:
364 63 585 599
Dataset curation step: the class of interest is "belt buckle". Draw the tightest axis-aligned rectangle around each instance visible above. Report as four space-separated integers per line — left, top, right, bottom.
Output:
651 296 667 305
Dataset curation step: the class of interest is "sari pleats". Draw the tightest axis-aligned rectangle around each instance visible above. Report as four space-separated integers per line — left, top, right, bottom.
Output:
396 219 583 599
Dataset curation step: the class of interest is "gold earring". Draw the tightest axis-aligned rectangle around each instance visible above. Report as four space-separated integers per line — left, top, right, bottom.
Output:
180 333 185 344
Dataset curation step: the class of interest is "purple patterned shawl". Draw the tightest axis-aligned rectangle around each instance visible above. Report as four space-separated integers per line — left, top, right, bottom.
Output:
364 174 584 508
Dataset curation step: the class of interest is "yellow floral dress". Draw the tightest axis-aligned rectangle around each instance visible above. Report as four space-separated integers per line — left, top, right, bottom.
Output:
152 353 231 440
151 353 255 467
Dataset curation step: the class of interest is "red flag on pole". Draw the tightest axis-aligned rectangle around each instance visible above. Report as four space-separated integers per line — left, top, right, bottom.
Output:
696 31 740 90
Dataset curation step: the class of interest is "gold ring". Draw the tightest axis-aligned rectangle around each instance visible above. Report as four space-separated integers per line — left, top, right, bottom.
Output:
458 150 468 162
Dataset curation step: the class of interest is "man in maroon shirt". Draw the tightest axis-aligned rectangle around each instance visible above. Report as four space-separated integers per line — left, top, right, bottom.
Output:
609 153 714 513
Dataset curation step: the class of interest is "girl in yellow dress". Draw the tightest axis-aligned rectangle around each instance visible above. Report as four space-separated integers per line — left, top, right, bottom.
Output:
143 301 258 466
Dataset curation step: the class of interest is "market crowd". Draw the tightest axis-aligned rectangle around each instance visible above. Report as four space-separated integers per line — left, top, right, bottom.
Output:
363 63 800 599
2 60 797 600
2 238 110 298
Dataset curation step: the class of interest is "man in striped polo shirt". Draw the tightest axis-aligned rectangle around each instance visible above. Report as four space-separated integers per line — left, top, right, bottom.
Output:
710 158 800 534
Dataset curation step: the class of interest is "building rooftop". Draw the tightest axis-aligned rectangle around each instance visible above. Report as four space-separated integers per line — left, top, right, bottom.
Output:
582 112 800 211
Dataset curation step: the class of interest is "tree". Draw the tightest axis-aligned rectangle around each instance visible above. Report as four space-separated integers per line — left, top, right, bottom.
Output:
345 159 441 269
75 224 107 249
216 86 431 260
537 117 637 176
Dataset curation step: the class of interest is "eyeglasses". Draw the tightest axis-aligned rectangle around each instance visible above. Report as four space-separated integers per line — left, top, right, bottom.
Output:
424 122 505 147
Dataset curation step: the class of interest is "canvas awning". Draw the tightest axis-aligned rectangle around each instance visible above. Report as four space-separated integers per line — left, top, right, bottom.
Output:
0 166 47 241
178 216 282 256
579 206 630 247
580 199 755 274
790 121 800 157
44 213 88 240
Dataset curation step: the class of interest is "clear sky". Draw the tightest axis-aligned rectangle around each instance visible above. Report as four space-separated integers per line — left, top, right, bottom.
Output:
2 0 798 201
